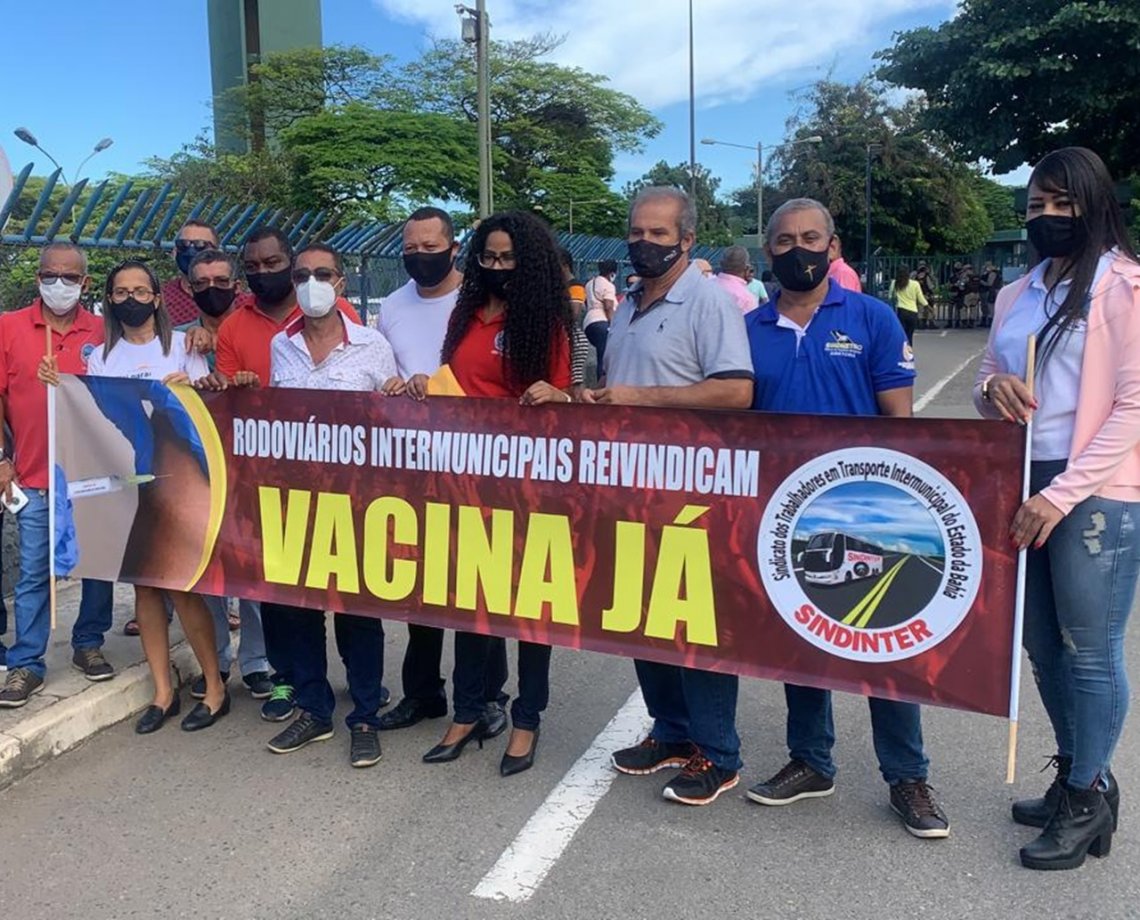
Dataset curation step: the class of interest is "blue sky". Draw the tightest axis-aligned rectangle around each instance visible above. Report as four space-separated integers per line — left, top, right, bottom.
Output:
0 0 972 201
795 482 944 557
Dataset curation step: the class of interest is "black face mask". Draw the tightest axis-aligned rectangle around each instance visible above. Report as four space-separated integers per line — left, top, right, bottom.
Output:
771 246 831 293
193 286 236 318
404 250 455 289
246 266 294 304
1027 215 1087 260
111 297 155 328
628 239 683 279
482 268 514 298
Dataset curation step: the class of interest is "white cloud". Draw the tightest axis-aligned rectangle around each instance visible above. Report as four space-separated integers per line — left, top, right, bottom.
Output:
374 0 954 110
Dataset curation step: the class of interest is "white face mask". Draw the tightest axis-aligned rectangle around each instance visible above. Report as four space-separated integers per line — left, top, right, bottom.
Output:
39 278 83 315
296 279 337 318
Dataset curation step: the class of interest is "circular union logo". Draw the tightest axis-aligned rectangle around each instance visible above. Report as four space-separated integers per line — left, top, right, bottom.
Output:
757 448 981 663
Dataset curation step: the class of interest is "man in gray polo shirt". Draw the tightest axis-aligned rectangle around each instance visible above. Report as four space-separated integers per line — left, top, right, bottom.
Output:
586 186 754 806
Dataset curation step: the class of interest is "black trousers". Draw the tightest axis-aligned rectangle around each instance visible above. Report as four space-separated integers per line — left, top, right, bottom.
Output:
401 623 508 705
896 308 916 345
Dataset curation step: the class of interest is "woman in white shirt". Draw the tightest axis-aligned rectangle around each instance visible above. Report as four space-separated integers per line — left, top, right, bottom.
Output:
90 261 228 735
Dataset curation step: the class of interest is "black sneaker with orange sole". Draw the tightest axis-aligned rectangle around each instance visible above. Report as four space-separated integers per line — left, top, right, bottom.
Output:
662 753 739 806
611 737 697 775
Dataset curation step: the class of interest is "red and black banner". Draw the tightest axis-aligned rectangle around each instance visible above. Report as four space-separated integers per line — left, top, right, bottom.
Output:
53 376 1025 717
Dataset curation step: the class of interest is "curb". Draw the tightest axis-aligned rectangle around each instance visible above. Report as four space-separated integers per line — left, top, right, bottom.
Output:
0 641 202 792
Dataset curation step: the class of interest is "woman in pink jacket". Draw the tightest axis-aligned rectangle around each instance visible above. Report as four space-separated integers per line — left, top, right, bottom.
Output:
974 147 1140 871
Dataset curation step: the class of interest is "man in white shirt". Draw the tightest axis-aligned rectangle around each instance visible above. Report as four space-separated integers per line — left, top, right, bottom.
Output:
263 243 399 769
376 208 509 738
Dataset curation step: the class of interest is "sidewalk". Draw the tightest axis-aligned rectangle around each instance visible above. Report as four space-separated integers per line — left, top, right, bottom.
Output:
0 581 201 790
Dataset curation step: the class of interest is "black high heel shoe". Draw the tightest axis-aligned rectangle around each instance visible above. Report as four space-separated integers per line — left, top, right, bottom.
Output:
136 695 181 735
423 717 489 763
181 691 231 732
500 727 540 777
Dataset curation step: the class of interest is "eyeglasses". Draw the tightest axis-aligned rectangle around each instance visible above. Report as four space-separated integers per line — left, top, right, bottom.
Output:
291 268 341 283
175 239 213 253
189 277 235 293
39 272 84 285
477 252 517 269
109 287 157 303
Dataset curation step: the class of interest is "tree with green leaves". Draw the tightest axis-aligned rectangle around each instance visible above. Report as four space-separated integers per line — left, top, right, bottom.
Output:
771 80 995 258
625 162 736 247
388 34 660 232
280 105 479 220
876 0 1140 176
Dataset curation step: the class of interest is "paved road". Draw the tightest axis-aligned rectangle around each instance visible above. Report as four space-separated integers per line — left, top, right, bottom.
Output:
802 552 945 630
5 329 1138 920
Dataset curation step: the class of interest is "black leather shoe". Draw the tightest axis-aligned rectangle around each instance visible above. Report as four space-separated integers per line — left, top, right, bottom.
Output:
181 692 231 732
377 696 448 731
1014 758 1120 831
501 727 540 777
135 696 181 735
483 701 508 740
423 718 489 763
1020 785 1114 870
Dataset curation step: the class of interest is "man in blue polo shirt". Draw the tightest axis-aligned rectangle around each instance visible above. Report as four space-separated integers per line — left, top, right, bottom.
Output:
743 198 949 840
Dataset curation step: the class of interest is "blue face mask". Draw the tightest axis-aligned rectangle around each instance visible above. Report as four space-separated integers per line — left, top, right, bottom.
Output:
175 248 196 276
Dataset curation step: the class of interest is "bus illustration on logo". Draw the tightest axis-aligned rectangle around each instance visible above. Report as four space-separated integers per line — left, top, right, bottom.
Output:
800 531 885 586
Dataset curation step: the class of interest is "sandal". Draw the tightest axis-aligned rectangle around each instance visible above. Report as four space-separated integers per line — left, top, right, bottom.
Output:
123 618 141 637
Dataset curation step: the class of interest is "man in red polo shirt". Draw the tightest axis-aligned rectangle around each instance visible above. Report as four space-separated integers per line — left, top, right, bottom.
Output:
202 227 360 390
0 242 116 707
195 227 362 723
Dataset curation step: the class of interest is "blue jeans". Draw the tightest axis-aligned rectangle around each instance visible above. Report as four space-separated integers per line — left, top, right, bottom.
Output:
1024 460 1140 788
268 602 385 729
204 596 268 677
8 491 112 677
635 659 741 772
785 684 929 784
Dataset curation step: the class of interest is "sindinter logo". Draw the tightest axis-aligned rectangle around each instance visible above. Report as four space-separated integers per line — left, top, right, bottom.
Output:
758 448 982 663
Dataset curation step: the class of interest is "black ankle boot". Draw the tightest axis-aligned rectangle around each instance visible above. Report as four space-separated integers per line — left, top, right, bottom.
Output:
1020 785 1114 871
1012 755 1071 827
1013 758 1120 831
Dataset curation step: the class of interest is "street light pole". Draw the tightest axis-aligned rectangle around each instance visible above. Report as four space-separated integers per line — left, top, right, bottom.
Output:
701 135 822 244
458 3 493 218
864 143 882 290
13 129 114 187
688 0 696 201
477 0 492 217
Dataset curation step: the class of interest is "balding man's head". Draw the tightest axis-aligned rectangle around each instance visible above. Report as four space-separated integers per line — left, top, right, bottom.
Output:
719 245 750 279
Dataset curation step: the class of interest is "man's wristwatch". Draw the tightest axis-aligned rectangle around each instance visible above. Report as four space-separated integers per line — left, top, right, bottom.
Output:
981 373 996 402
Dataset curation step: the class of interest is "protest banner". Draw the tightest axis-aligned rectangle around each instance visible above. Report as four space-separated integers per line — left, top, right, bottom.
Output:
51 375 1025 719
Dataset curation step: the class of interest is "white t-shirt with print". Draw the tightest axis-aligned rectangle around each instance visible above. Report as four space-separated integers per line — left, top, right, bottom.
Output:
87 330 210 381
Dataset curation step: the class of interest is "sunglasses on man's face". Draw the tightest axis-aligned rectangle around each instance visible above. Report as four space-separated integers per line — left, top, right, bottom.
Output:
291 268 341 284
175 238 213 253
38 272 84 285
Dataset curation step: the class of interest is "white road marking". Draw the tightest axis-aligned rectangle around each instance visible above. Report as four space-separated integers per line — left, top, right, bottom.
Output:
471 690 653 903
916 555 945 574
914 348 985 414
940 330 948 338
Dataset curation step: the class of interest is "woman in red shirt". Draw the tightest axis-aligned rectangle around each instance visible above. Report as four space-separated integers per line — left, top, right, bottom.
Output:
420 211 573 776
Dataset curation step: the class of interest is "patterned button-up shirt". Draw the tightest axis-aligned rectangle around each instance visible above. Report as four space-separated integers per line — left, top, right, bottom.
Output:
270 314 397 392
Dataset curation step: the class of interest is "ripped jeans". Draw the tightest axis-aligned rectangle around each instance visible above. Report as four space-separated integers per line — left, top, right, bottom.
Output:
1023 460 1140 788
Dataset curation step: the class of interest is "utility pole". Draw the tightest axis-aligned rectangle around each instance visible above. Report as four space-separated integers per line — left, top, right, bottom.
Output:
477 0 493 216
459 2 494 217
688 0 696 202
864 143 882 290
